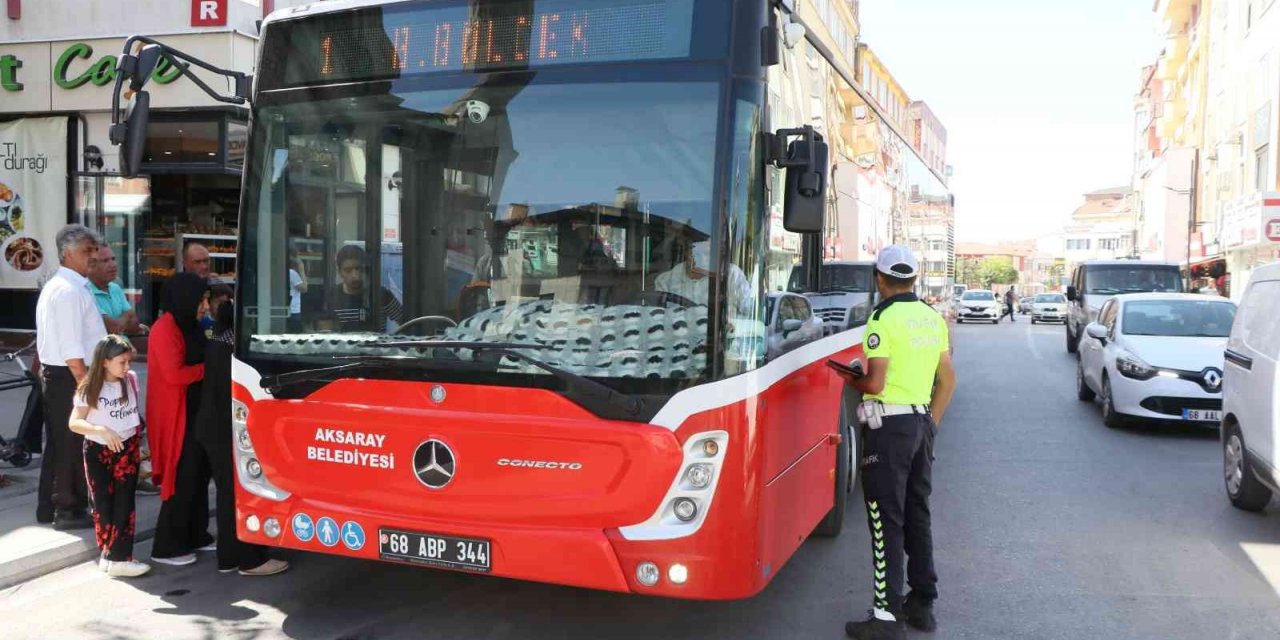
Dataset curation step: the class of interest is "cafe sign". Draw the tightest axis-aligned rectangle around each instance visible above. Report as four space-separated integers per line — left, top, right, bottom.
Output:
0 33 253 114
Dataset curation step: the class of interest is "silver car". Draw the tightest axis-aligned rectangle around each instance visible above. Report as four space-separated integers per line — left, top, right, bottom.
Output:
1030 293 1068 324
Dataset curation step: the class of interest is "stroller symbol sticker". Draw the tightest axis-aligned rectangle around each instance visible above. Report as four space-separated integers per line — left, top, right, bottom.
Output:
292 513 314 542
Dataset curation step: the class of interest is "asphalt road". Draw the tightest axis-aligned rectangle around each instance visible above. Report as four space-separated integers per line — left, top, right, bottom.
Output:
3 319 1280 639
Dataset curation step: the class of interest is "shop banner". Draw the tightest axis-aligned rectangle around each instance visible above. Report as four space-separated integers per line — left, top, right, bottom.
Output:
0 117 66 289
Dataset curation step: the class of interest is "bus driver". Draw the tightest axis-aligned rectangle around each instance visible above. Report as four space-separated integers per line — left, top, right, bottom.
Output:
654 241 754 316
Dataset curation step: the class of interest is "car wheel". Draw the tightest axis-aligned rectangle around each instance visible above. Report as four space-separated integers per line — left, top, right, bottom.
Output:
1223 422 1272 512
1031 318 1037 325
813 408 852 538
1076 358 1096 402
1101 375 1126 429
1066 325 1078 354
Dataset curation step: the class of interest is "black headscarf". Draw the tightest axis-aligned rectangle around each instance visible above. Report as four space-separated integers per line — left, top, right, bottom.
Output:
161 272 208 364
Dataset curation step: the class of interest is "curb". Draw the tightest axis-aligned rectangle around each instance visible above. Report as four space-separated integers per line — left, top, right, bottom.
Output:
0 521 163 590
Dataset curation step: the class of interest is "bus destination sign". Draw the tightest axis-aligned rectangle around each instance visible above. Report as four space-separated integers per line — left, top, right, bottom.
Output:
317 0 696 79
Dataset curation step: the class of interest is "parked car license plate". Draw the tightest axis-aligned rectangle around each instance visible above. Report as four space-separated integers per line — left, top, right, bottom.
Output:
1182 409 1221 422
379 528 491 572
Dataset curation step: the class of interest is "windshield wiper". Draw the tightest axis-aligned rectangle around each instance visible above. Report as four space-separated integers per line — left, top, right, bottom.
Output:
260 357 455 394
380 341 645 419
1090 288 1121 294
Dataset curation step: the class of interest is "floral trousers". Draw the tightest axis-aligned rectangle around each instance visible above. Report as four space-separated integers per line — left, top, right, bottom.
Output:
83 435 141 562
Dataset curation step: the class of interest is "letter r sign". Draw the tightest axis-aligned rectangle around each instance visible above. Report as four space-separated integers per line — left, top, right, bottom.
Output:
191 0 227 27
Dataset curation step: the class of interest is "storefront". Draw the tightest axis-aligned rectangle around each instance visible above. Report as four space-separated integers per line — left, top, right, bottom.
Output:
1217 191 1280 301
0 31 255 329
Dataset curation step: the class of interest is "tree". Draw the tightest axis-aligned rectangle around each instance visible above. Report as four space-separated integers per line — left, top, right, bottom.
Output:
975 258 1019 289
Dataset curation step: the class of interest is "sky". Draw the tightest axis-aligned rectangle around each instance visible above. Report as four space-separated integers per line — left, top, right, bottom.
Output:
858 0 1162 243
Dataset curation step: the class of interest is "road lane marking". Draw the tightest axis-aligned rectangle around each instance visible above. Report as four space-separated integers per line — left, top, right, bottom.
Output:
1025 322 1044 361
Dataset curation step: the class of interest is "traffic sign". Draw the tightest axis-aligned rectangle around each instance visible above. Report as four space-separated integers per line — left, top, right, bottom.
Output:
1267 218 1280 242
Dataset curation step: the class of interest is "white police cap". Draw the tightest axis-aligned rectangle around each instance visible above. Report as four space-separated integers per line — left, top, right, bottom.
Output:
875 245 919 279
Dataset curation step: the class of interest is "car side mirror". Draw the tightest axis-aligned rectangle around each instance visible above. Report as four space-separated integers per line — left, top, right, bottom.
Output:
1066 286 1078 301
1085 322 1108 344
782 318 803 334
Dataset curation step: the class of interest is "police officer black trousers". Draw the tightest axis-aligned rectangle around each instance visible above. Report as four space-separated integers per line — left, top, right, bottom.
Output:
860 411 937 614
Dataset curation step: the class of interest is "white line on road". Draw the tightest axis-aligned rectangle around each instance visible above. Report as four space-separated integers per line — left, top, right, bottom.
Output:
1025 321 1044 361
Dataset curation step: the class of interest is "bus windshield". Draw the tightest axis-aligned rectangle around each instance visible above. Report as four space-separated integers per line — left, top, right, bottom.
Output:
239 73 731 386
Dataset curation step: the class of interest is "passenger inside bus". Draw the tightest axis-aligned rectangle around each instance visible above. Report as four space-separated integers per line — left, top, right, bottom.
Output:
329 245 405 331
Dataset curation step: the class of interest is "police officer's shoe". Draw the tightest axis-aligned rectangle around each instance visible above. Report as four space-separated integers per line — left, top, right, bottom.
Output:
902 593 937 632
844 614 906 640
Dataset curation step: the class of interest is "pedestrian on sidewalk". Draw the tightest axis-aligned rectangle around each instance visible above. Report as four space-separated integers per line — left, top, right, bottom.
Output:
1001 287 1017 323
196 299 290 577
844 246 957 640
146 273 214 567
34 224 108 529
68 335 150 578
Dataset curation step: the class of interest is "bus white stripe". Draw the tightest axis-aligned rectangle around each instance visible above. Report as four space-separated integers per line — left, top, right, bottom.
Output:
648 327 866 431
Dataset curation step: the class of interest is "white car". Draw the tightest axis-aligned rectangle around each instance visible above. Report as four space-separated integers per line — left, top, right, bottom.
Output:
764 292 825 360
1076 293 1237 428
1030 293 1068 324
1221 262 1280 512
955 290 1001 324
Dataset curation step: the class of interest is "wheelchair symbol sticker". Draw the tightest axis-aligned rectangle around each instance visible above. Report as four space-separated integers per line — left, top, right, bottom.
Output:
341 521 366 551
292 513 314 543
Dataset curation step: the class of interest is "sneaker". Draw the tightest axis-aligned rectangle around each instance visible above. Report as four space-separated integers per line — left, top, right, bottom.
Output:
239 559 290 577
845 613 905 640
105 560 152 578
135 480 160 496
902 593 937 632
98 555 108 572
217 566 238 574
194 541 217 552
151 553 198 567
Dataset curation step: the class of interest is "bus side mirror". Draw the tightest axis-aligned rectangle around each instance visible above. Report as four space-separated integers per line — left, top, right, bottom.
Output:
1066 286 1078 301
109 90 151 178
770 126 827 234
110 90 151 177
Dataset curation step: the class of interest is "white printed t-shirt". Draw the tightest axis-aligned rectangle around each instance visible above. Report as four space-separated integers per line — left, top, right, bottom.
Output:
73 374 141 445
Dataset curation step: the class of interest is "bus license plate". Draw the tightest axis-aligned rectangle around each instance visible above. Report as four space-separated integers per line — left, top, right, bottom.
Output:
1182 409 1221 422
379 528 491 573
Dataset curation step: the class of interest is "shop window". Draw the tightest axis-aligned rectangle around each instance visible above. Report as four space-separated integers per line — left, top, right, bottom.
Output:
143 120 221 164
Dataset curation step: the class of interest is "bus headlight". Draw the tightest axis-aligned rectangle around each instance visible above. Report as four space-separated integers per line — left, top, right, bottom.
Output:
636 562 660 587
263 518 282 538
684 464 712 490
617 431 729 541
668 563 689 585
672 497 698 522
230 398 291 502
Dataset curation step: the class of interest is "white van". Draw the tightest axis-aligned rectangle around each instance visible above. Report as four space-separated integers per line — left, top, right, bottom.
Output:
1221 261 1280 511
1065 260 1183 354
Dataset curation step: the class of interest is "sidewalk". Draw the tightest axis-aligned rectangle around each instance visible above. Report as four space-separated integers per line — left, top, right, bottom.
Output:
0 361 203 589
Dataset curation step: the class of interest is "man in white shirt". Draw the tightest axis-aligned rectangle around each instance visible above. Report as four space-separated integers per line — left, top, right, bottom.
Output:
654 240 755 316
34 224 108 529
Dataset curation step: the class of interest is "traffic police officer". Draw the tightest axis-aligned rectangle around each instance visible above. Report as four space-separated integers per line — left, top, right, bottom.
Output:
845 245 957 640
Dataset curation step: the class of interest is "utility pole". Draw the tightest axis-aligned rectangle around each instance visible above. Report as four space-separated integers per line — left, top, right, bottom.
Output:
1184 150 1199 291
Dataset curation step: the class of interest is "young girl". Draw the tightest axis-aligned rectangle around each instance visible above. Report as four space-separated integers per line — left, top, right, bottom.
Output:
69 334 150 578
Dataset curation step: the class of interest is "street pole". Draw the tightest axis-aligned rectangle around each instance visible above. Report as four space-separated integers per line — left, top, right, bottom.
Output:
1185 149 1199 291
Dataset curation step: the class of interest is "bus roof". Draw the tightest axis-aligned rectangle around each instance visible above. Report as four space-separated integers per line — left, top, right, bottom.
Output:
264 0 414 26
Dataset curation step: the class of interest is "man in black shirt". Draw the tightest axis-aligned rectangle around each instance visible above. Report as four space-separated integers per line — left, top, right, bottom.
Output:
331 245 404 331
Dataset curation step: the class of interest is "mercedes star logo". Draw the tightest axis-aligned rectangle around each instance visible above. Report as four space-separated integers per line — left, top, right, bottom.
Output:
413 439 456 489
1203 368 1223 390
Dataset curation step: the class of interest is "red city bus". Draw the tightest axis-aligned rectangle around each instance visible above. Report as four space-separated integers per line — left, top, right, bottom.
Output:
114 0 951 599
